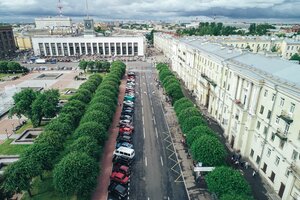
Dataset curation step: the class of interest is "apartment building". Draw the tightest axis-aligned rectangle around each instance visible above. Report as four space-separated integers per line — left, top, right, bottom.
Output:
0 25 16 58
154 32 300 200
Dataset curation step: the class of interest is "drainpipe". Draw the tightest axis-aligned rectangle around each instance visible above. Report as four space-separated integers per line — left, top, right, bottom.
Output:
257 85 279 172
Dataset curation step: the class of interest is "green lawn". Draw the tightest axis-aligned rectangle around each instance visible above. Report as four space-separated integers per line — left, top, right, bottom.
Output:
0 73 22 79
0 139 30 155
15 121 33 134
22 172 76 200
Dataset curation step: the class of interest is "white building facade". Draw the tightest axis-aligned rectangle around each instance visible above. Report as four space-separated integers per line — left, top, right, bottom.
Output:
155 32 300 200
35 17 72 29
32 36 145 57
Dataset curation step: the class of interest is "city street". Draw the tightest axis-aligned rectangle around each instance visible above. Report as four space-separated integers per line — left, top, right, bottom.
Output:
108 61 188 200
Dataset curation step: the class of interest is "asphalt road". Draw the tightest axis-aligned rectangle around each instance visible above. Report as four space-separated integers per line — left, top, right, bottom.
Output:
123 61 188 200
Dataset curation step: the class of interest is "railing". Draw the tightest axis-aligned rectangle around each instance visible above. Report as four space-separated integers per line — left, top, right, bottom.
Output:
278 110 293 124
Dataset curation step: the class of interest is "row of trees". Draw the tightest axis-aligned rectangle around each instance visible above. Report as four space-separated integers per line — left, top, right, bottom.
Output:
9 89 60 127
52 61 126 198
2 74 103 198
157 63 184 104
248 23 276 36
79 60 110 73
156 63 253 200
0 61 29 74
176 22 241 36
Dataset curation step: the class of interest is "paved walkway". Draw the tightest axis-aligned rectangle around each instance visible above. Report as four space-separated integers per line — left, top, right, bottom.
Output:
92 76 127 200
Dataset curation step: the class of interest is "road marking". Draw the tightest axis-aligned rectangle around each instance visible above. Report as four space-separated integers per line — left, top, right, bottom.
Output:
145 157 147 166
160 156 164 166
150 99 153 106
151 106 154 113
142 106 144 114
168 197 170 200
153 117 156 125
155 127 158 138
143 127 146 139
147 198 150 200
142 116 145 126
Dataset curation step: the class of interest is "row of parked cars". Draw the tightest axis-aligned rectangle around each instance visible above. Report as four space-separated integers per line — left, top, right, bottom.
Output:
108 71 136 199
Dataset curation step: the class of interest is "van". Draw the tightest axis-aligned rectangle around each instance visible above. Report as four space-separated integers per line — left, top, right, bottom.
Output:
114 147 135 159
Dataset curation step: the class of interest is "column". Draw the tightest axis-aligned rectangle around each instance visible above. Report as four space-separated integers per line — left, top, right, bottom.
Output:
131 42 134 55
108 43 111 56
67 43 71 56
61 43 64 56
102 43 105 56
96 43 99 54
43 43 47 56
85 43 88 55
126 43 129 56
55 43 58 56
49 43 53 56
121 43 123 55
79 43 82 55
91 42 94 55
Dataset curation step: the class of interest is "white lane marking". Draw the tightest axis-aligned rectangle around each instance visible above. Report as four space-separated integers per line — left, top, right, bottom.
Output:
141 100 143 107
142 107 144 115
147 198 150 200
145 157 148 166
143 127 146 139
168 197 170 200
153 117 156 125
142 116 145 126
150 99 153 106
151 106 154 113
155 127 158 138
160 156 164 166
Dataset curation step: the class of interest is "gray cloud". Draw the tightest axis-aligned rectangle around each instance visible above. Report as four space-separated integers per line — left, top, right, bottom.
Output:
0 0 299 22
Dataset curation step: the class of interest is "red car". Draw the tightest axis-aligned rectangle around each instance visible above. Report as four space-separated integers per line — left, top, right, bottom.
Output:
119 127 133 133
113 164 131 176
119 124 134 131
110 171 130 184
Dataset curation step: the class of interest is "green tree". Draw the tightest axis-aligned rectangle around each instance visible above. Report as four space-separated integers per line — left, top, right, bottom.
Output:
23 142 60 171
186 125 215 147
53 152 99 197
0 61 8 73
35 130 65 150
81 111 110 129
79 60 88 72
182 116 206 133
9 88 39 120
174 101 194 115
191 135 227 166
205 166 251 198
87 61 95 72
74 122 107 144
31 89 60 127
178 107 202 125
165 83 184 104
87 103 114 120
3 158 42 197
68 136 101 159
290 53 300 62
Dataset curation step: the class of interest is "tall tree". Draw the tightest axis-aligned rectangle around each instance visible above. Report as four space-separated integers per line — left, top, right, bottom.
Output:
78 60 88 72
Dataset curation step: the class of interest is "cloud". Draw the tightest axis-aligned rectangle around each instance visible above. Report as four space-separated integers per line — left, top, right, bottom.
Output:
0 0 299 22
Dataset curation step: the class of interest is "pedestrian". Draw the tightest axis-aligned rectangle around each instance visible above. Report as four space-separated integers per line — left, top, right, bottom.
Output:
244 161 249 169
252 170 256 177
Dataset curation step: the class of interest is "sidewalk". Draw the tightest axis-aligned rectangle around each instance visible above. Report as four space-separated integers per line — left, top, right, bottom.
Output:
156 81 212 200
180 83 269 200
92 76 127 200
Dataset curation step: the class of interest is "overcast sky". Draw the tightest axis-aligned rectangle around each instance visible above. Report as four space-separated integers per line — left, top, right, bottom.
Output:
0 0 300 23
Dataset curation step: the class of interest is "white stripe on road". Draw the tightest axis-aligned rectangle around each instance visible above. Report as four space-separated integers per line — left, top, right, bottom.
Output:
142 116 145 126
155 127 158 138
143 127 146 139
151 106 154 114
145 157 148 166
160 156 164 166
150 99 153 106
142 107 144 115
153 117 156 125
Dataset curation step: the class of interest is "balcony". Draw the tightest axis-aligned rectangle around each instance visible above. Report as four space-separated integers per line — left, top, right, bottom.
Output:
278 110 293 124
275 128 288 141
234 99 244 109
200 73 217 87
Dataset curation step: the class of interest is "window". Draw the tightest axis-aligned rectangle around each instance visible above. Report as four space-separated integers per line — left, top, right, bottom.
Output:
285 168 290 177
284 124 290 134
267 110 271 119
262 163 267 173
280 98 285 106
279 140 285 149
267 148 271 157
256 156 261 164
271 133 275 141
276 117 280 124
292 150 298 160
260 106 264 114
256 121 261 130
264 89 268 97
264 126 268 135
272 93 276 101
270 171 275 183
227 84 230 91
275 156 280 166
250 149 254 157
290 103 295 113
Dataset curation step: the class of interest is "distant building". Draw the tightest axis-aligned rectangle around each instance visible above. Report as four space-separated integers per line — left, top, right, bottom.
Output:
31 18 145 57
0 25 16 58
14 35 32 50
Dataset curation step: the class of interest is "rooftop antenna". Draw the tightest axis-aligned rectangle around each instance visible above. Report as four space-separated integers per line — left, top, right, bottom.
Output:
57 0 63 17
85 0 89 19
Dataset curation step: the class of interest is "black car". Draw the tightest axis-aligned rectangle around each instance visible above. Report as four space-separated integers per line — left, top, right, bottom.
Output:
113 155 134 166
108 182 128 199
117 135 132 143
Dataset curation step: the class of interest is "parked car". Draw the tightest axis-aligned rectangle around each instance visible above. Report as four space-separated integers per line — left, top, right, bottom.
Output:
124 96 135 101
110 171 130 185
119 124 134 130
108 182 128 199
116 142 134 149
117 135 133 143
113 164 131 176
120 115 132 120
123 103 134 108
123 100 134 105
119 127 133 133
128 71 136 76
113 155 133 166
